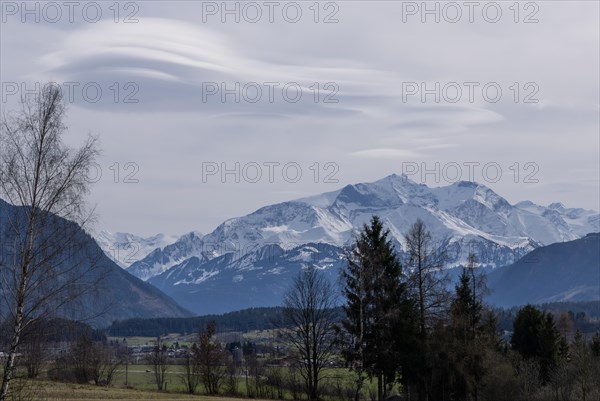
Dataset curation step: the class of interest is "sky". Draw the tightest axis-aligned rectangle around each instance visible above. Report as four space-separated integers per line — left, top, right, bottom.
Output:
1 0 599 238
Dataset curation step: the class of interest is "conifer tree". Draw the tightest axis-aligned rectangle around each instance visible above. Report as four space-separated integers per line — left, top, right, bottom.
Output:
341 216 415 401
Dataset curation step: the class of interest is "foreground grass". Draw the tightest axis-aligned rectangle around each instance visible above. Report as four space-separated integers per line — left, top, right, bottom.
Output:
10 380 262 401
5 365 379 401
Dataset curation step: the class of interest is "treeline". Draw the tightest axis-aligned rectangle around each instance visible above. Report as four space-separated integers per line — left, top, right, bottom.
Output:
333 216 600 401
108 307 343 336
106 296 598 341
496 300 600 333
0 318 105 345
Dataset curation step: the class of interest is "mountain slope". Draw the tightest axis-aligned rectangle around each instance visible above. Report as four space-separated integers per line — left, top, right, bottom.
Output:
127 231 205 280
0 199 192 327
130 175 598 280
487 233 600 307
126 174 598 314
149 243 345 315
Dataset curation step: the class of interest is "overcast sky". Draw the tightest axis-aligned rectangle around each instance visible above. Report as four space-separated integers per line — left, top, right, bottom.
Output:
1 1 598 237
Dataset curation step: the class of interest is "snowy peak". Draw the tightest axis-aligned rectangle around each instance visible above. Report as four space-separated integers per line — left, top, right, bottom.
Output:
93 230 179 268
126 174 599 283
126 230 205 281
431 181 510 212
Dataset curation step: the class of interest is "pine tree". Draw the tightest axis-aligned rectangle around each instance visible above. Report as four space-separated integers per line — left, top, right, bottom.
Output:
341 215 415 401
448 267 485 400
451 268 482 341
511 305 564 383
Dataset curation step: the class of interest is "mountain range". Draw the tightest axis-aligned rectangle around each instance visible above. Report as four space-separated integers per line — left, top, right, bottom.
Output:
105 174 598 314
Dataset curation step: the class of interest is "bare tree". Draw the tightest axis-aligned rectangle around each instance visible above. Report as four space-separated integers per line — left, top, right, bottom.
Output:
0 84 100 400
197 321 227 395
148 337 169 391
181 343 202 394
244 350 265 398
89 343 122 386
570 332 596 401
404 219 450 401
19 321 47 379
404 219 449 336
282 266 338 401
68 334 120 385
71 333 94 384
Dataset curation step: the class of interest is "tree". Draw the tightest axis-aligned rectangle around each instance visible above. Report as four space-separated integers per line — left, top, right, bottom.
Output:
71 333 94 384
570 331 596 401
404 219 449 337
19 320 48 379
447 263 487 401
404 219 449 401
148 337 169 391
511 305 564 383
70 334 121 385
88 342 121 386
0 84 100 400
341 216 415 401
197 321 227 394
282 266 339 401
181 343 202 394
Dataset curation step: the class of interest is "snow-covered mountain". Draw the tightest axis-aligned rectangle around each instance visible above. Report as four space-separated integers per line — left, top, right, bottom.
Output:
94 231 180 268
126 231 205 280
126 174 599 314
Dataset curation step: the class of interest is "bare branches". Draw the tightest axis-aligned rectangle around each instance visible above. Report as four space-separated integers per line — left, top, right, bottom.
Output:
0 84 101 400
404 219 451 333
282 267 338 401
148 337 169 391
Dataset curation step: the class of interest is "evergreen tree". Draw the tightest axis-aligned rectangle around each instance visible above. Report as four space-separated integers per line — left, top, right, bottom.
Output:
451 268 483 341
341 216 415 401
511 305 565 383
447 262 489 401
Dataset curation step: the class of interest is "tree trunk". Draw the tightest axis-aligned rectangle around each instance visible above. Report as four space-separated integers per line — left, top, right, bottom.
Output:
354 365 364 401
1 312 23 400
1 251 30 401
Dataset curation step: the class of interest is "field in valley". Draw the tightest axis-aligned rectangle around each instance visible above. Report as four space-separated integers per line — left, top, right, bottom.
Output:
9 380 257 401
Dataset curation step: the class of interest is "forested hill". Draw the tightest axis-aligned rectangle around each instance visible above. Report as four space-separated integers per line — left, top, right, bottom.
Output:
107 302 600 338
107 307 345 337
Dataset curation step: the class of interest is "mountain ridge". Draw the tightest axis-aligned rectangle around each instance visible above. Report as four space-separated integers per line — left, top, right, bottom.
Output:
124 174 598 314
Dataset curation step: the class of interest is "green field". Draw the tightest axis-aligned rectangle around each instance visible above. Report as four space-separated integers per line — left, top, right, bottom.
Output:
110 364 363 395
4 364 388 401
4 329 395 401
8 380 263 400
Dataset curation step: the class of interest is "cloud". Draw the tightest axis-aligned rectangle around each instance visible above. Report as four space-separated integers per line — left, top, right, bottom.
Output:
1 2 597 235
348 148 424 159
